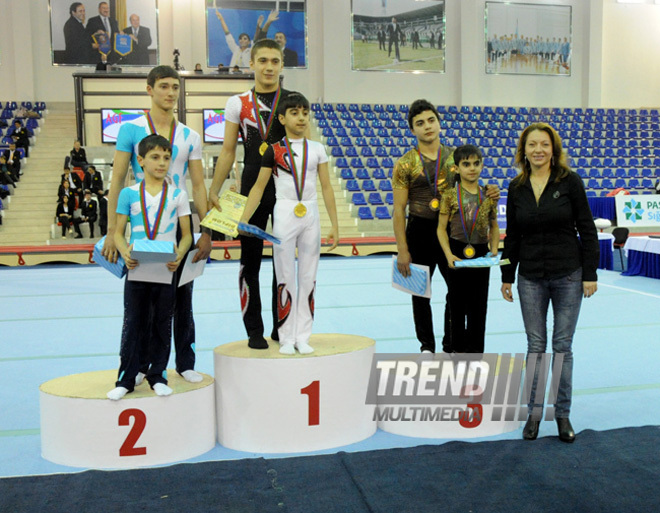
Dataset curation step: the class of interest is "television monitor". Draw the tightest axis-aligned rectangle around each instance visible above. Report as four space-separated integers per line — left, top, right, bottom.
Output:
101 108 149 143
203 108 241 143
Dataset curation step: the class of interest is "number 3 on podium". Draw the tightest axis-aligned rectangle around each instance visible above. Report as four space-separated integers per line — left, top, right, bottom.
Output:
300 380 320 426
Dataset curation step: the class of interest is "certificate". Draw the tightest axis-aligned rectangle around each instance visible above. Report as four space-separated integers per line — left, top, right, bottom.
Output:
200 190 247 237
391 256 431 298
128 240 176 284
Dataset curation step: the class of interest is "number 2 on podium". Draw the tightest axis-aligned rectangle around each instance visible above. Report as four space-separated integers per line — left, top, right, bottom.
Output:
119 408 147 456
300 380 320 426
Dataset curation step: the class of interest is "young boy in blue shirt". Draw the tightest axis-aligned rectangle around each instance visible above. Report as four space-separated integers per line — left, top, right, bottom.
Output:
437 144 499 353
107 134 192 400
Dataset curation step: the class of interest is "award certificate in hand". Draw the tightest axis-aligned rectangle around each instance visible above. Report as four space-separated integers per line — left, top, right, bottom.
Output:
200 190 247 237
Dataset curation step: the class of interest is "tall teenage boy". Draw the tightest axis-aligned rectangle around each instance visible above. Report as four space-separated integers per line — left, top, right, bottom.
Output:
108 134 193 400
209 39 291 350
102 65 210 383
239 92 338 355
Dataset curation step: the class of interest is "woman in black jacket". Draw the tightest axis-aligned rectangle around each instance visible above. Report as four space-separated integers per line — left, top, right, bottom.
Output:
501 122 599 443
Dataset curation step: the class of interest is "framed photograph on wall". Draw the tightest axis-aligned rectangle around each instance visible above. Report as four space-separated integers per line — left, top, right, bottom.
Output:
485 2 572 76
206 0 307 70
50 0 159 67
351 0 445 73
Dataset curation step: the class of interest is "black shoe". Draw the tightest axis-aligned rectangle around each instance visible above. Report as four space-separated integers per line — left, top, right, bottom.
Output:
270 329 279 342
74 234 83 239
523 416 540 440
248 334 268 350
556 418 575 443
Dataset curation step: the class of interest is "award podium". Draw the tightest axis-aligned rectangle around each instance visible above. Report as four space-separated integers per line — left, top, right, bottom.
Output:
39 370 215 468
214 334 377 453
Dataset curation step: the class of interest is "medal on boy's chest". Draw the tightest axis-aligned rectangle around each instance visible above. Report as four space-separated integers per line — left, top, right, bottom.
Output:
457 184 483 259
252 88 281 156
283 137 309 217
418 146 442 212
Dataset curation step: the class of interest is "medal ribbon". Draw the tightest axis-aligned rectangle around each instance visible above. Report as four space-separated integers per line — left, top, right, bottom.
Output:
457 184 483 243
145 113 176 146
140 180 168 240
417 146 443 199
252 87 282 143
283 137 308 203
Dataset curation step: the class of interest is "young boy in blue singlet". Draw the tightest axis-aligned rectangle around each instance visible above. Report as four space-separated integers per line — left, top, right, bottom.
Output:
107 134 192 400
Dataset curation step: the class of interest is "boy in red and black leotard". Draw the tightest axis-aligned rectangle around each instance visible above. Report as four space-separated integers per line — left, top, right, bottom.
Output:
209 38 290 349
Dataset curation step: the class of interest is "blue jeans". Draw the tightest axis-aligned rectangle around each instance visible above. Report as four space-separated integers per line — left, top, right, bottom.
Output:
517 269 583 418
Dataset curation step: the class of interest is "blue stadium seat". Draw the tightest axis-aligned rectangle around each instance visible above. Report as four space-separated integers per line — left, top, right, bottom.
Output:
322 127 334 138
628 178 641 189
372 168 386 180
389 147 402 157
375 147 388 157
601 178 614 189
340 168 354 180
335 157 348 168
346 180 360 192
345 147 358 157
601 168 613 178
331 147 343 157
358 207 373 219
361 146 374 157
379 180 392 191
352 192 367 205
366 158 379 168
368 192 384 205
385 192 394 205
350 128 362 138
614 178 627 189
588 178 601 189
361 104 372 112
641 178 653 188
382 157 394 168
356 168 370 180
350 157 364 168
375 206 392 220
362 180 377 192
340 137 353 147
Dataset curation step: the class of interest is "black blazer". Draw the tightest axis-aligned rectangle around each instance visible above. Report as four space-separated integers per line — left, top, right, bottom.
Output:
2 150 20 173
282 47 299 67
63 16 95 64
56 200 75 218
86 15 120 39
122 25 152 64
80 199 98 221
83 172 104 193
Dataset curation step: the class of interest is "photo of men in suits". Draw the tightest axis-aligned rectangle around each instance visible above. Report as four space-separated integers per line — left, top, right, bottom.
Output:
122 14 152 65
274 31 299 67
86 1 120 63
387 17 403 63
63 2 96 64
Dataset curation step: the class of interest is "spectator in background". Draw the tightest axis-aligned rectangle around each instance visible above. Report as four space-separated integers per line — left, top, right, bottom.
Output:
56 194 83 239
58 179 77 209
84 165 104 196
216 63 229 73
79 190 98 238
10 121 30 158
274 32 299 67
122 14 152 65
2 143 21 181
97 189 108 236
67 140 88 170
0 156 17 188
60 167 83 204
194 63 203 73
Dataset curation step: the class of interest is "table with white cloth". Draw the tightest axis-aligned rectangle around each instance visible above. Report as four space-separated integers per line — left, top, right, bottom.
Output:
598 232 614 270
622 236 660 279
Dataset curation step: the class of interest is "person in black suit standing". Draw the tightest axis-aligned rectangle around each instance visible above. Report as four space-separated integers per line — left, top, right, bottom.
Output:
387 17 404 63
97 189 108 236
87 1 120 63
80 190 98 238
62 2 95 64
274 32 299 67
122 14 152 65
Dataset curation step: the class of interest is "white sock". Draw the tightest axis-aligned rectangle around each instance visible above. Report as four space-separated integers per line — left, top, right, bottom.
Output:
153 383 173 396
421 350 433 353
296 342 314 355
107 386 129 401
181 370 203 383
279 344 295 355
135 372 146 386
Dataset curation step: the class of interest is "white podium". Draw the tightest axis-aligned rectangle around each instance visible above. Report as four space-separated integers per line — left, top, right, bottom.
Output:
214 334 377 453
40 370 216 468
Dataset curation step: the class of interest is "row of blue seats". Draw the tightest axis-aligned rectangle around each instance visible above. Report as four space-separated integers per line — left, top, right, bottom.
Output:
356 206 393 221
313 103 660 118
335 157 395 169
578 168 655 178
586 178 655 190
0 101 47 110
340 168 393 180
351 192 394 206
576 157 659 167
345 179 393 193
330 145 406 158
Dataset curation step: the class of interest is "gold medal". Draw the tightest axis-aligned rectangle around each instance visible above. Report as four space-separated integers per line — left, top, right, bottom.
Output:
429 198 440 211
259 142 268 155
294 203 307 217
463 244 476 259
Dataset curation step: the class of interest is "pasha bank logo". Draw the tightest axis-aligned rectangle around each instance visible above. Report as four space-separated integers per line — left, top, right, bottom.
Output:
623 199 644 223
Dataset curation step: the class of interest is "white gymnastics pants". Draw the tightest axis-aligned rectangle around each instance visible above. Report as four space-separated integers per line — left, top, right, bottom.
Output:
272 200 321 347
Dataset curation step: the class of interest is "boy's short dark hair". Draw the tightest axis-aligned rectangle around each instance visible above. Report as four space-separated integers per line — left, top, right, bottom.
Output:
147 65 180 88
407 99 440 129
453 144 483 166
277 91 309 117
138 134 171 158
251 38 283 61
